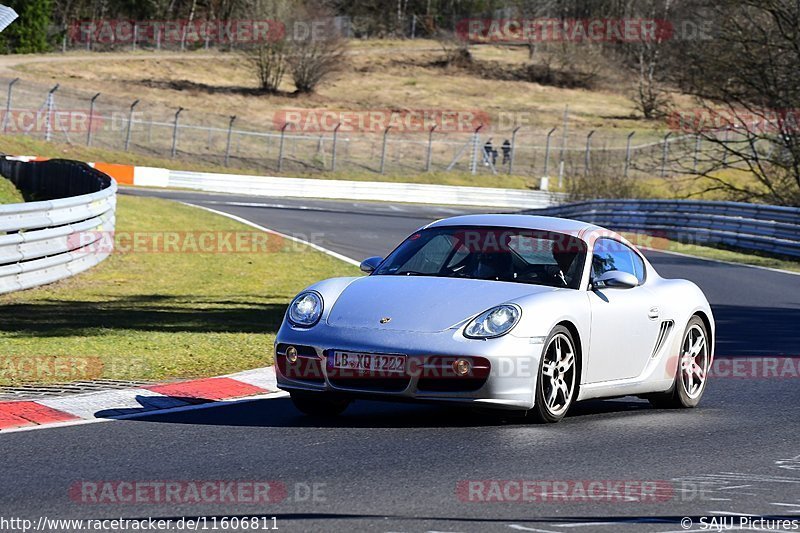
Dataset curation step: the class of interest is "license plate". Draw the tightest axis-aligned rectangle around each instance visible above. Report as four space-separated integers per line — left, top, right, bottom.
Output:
330 351 406 374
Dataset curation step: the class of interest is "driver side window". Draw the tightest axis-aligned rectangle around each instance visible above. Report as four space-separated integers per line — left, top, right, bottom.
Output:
592 238 646 284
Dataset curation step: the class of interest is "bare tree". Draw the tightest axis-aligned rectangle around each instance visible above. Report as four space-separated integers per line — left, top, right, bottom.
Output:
288 36 346 93
241 0 293 92
670 0 800 206
630 0 673 119
286 10 347 93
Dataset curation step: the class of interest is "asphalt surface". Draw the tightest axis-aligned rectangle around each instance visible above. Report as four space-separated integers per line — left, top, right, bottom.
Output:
1 187 798 533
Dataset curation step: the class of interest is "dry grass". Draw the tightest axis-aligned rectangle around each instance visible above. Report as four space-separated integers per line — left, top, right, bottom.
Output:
11 41 669 133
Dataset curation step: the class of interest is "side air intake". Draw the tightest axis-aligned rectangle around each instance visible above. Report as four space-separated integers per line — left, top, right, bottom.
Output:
651 320 674 358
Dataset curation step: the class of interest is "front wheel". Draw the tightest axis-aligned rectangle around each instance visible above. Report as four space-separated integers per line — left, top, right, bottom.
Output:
648 316 710 409
290 391 351 417
529 326 578 423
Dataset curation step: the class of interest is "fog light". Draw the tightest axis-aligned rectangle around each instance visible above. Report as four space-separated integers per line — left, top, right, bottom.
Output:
453 358 472 376
286 346 298 363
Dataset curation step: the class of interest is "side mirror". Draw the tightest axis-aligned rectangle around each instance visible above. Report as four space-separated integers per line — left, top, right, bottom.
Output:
360 256 384 273
592 270 639 290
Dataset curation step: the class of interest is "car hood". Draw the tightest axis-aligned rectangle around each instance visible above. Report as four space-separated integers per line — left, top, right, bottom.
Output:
326 275 555 332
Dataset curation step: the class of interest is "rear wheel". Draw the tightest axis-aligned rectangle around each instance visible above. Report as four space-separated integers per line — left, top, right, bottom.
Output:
290 391 351 417
648 316 710 409
530 326 578 423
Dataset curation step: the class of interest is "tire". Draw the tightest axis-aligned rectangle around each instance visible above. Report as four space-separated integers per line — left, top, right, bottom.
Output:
290 391 351 417
648 316 710 409
529 325 578 423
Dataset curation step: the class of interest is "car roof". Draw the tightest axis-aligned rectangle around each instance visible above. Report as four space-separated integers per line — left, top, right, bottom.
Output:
425 214 606 238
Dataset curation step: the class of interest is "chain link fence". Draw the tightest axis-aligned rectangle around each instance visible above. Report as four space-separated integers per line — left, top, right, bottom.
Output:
0 75 735 184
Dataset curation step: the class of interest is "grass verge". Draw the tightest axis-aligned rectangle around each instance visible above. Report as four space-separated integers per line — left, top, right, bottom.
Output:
0 177 23 204
0 194 360 386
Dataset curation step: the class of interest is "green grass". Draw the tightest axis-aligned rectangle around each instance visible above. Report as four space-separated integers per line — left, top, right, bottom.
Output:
0 177 23 204
0 194 360 386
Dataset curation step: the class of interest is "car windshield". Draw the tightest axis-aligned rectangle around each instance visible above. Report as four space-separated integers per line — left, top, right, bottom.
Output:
373 226 587 289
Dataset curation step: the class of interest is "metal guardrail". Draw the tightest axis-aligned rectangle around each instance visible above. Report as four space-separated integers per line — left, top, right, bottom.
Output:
533 199 800 258
0 158 117 294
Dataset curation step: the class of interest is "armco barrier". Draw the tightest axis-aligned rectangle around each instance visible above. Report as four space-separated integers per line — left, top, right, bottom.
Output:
0 158 117 294
532 199 800 258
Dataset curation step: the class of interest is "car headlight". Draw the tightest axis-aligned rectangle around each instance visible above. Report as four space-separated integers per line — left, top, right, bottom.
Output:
464 305 521 339
288 291 323 327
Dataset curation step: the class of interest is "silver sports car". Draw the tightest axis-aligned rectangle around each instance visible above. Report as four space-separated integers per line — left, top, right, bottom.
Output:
274 215 714 423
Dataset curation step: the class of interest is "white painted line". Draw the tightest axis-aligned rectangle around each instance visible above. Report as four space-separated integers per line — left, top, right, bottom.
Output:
707 511 761 516
0 391 288 435
640 246 800 277
549 523 621 528
180 202 361 266
771 502 800 507
508 525 562 533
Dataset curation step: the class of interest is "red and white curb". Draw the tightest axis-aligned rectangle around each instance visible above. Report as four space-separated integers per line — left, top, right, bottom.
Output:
0 367 280 433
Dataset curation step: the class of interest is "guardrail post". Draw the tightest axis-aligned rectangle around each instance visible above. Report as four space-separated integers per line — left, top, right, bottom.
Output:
584 130 595 176
623 131 635 178
543 126 556 177
44 84 59 142
661 132 672 177
224 115 237 167
132 22 138 52
87 92 100 146
332 123 342 172
508 126 520 175
380 125 392 174
2 77 19 133
470 124 483 175
278 122 289 171
425 124 437 172
171 107 184 158
124 99 140 151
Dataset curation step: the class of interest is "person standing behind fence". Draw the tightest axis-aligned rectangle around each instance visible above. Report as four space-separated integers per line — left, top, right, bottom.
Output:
502 139 511 166
483 139 494 166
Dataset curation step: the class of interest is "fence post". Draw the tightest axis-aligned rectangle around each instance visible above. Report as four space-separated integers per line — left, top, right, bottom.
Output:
558 104 569 187
225 115 236 167
171 107 184 158
661 132 672 177
44 84 59 142
693 135 702 173
470 124 484 175
425 124 437 172
584 130 595 176
380 125 392 174
124 99 139 151
623 131 635 178
543 126 556 177
86 92 100 146
332 123 342 171
508 126 521 175
278 122 289 171
132 22 138 52
2 78 19 134
722 128 730 167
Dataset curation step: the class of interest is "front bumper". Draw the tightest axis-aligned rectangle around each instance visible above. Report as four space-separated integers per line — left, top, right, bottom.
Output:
274 321 543 410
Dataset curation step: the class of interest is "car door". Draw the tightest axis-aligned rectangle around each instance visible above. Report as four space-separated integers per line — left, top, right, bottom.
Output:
585 238 662 383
